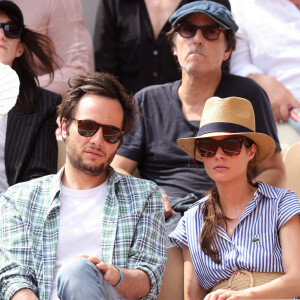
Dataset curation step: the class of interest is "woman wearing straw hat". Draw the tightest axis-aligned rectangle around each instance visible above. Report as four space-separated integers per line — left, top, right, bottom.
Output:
169 96 300 299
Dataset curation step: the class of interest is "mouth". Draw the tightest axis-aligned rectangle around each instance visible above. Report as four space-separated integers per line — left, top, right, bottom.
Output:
213 165 228 170
84 148 105 158
188 48 205 56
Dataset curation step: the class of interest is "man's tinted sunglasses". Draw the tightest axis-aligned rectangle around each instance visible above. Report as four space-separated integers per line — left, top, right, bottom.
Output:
176 23 223 40
72 118 124 144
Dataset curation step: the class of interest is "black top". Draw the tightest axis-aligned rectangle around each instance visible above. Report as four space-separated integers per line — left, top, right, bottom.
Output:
94 0 195 94
5 87 61 186
117 74 281 199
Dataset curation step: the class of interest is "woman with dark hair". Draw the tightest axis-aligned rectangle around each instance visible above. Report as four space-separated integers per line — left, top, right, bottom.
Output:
169 96 300 299
0 0 61 193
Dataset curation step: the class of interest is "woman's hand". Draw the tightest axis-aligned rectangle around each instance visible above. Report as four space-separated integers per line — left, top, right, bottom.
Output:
204 288 254 300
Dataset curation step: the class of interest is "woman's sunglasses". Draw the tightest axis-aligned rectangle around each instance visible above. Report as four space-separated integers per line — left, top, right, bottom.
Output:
0 23 23 39
72 118 124 144
175 23 223 40
196 137 248 157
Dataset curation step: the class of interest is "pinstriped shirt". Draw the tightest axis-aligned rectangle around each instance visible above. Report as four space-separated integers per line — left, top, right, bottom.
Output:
0 167 166 300
169 182 300 291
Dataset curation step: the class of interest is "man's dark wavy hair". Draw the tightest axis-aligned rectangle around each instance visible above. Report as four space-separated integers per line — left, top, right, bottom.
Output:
58 72 138 136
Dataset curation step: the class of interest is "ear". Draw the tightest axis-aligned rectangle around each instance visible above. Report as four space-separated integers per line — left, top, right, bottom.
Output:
61 118 68 141
223 46 232 62
247 143 257 162
16 42 24 58
172 36 178 57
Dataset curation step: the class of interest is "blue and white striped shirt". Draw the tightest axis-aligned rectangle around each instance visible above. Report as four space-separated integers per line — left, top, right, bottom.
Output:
169 182 300 291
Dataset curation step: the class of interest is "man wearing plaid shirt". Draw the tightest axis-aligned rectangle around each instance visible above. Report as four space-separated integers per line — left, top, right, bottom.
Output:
0 72 166 300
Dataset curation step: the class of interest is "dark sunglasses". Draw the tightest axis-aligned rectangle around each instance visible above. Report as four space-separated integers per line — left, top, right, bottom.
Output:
72 118 124 144
176 23 223 40
196 137 248 158
0 23 23 39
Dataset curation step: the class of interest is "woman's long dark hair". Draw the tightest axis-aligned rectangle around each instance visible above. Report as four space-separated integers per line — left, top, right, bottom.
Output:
5 11 57 114
195 137 258 263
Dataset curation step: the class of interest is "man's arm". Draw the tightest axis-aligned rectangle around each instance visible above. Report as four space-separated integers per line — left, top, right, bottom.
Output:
254 152 286 188
0 192 39 299
111 154 138 176
248 74 300 123
11 289 38 300
84 256 150 299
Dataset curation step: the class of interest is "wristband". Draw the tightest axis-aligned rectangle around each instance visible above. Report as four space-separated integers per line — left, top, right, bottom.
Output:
114 266 123 287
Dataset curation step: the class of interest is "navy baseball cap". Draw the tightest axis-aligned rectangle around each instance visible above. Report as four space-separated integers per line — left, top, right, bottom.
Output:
0 1 24 25
169 1 238 31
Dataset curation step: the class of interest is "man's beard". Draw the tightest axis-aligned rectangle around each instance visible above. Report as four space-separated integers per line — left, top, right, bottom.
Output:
66 137 116 176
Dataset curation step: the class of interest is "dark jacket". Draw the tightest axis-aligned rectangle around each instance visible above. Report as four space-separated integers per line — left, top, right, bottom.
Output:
5 87 61 186
94 0 195 94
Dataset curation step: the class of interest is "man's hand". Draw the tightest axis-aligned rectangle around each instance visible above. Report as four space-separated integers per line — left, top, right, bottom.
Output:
78 255 121 287
248 74 300 122
78 255 151 298
162 193 176 220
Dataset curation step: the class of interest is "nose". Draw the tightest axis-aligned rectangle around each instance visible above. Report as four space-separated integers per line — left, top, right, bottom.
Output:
0 28 6 40
89 127 105 146
215 146 226 158
193 28 205 44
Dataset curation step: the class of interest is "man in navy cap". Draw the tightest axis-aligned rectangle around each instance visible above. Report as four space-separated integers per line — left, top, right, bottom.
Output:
112 0 286 241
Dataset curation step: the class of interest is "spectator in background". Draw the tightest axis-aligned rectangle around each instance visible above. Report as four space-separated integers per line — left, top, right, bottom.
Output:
0 1 61 193
94 0 198 94
13 0 94 96
230 0 300 123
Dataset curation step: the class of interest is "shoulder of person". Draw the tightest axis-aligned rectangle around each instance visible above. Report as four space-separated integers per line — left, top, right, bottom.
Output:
37 87 62 105
1 173 59 205
134 80 180 101
222 74 269 104
223 74 264 90
257 181 298 201
184 195 209 216
35 87 62 112
116 171 160 192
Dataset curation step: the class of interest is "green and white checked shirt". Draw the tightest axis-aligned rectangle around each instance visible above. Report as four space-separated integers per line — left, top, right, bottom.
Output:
0 167 166 300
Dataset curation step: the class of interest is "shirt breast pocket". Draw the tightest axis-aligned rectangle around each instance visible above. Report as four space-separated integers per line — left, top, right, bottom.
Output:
238 231 281 271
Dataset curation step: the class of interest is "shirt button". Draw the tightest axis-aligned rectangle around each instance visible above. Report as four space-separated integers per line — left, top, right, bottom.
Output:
153 50 158 55
153 71 158 77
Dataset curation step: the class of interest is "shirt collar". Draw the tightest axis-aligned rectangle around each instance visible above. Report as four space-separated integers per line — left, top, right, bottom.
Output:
255 181 278 200
50 166 122 202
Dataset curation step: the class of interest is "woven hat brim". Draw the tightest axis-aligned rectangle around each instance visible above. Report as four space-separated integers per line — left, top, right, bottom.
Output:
177 132 275 166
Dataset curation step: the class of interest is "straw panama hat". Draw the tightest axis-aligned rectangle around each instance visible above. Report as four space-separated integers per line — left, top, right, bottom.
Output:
177 96 275 166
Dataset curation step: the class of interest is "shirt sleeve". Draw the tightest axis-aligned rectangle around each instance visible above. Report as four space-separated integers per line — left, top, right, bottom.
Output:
168 214 188 251
277 190 300 230
230 26 264 77
37 0 95 96
127 183 167 300
229 0 264 77
117 93 146 162
0 192 38 300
